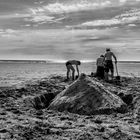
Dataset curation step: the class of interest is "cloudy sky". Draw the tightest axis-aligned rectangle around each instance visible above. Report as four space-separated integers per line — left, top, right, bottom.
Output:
0 0 140 62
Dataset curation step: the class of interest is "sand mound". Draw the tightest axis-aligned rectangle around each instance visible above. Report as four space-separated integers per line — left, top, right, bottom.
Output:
49 73 127 115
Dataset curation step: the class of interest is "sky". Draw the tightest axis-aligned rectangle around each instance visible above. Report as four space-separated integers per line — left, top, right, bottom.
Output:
0 0 140 62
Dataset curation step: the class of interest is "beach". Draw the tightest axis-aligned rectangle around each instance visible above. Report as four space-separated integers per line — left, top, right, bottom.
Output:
0 61 140 87
0 74 140 139
0 0 140 139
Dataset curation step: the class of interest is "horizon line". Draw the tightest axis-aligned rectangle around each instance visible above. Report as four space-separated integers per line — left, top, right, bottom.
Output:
0 59 140 63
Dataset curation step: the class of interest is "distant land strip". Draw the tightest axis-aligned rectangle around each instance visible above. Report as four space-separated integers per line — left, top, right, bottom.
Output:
0 60 140 64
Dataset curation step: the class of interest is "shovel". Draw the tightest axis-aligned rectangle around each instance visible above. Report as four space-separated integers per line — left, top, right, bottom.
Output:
115 62 120 80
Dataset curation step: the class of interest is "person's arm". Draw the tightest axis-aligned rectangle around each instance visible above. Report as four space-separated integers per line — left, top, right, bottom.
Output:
112 52 117 63
96 58 98 66
103 53 106 62
76 65 79 76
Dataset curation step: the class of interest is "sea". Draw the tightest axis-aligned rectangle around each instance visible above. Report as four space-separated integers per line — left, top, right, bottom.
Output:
0 61 140 87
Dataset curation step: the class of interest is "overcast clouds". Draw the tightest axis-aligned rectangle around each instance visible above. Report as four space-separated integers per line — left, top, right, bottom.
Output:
0 0 140 61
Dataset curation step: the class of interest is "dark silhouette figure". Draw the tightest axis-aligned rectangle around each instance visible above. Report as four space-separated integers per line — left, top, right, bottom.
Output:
66 60 81 80
96 55 105 79
104 48 117 81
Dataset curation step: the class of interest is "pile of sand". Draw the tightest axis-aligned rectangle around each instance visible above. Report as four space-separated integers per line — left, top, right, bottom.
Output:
49 74 127 115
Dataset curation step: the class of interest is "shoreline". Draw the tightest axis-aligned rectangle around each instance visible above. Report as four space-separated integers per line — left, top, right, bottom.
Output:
0 60 140 64
0 62 140 88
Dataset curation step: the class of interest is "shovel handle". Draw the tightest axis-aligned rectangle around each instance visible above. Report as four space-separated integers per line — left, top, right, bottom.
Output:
115 63 119 76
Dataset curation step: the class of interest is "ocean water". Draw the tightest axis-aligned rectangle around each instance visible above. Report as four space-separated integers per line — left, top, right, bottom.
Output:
0 62 140 87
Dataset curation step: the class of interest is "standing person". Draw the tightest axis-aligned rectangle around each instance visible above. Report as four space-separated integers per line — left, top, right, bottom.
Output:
104 48 117 81
96 55 105 79
66 60 81 80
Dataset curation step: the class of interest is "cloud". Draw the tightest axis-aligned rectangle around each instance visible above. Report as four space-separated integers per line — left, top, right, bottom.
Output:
25 15 55 23
120 0 127 3
128 24 136 27
33 1 111 14
5 29 16 33
0 29 19 38
0 27 140 61
26 1 111 24
67 8 140 29
119 0 140 4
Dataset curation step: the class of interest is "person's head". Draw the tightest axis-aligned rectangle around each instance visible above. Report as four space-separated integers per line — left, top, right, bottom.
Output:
100 55 104 58
77 61 81 65
106 48 110 52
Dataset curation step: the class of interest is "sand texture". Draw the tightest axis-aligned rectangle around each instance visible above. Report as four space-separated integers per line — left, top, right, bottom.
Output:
0 74 140 139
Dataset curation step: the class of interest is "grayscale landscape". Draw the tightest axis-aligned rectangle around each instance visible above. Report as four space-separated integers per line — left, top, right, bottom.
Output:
0 0 140 139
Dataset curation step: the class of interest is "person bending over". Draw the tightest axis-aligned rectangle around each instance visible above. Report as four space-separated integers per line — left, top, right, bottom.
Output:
104 48 117 81
66 60 81 80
